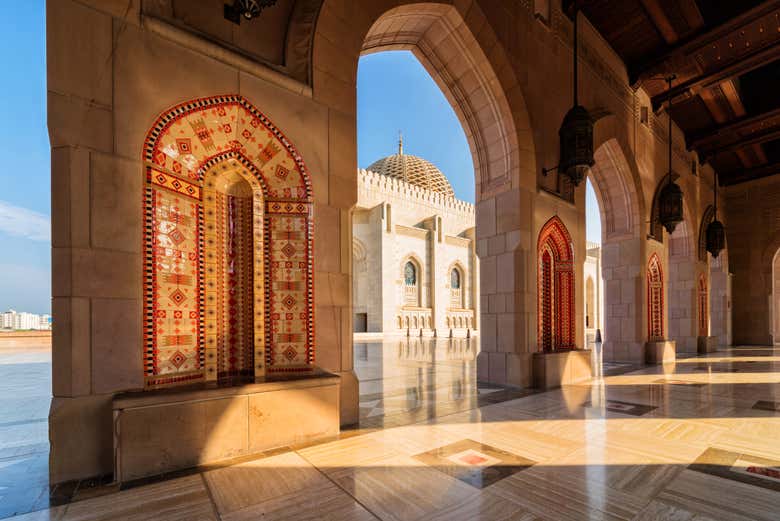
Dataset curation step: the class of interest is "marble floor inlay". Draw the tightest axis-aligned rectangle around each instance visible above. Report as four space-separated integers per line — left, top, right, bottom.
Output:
412 439 536 489
583 399 657 416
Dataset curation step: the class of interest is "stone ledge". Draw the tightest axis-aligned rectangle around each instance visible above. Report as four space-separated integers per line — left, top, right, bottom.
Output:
113 370 340 482
532 349 592 390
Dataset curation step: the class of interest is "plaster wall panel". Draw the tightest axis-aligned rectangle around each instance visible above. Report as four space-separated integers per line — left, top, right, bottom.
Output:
51 297 91 397
49 395 113 483
91 298 143 394
51 146 90 249
112 23 240 161
47 0 113 106
90 153 142 253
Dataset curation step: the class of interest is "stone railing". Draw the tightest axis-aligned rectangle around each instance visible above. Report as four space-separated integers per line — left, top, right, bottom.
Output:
446 309 475 330
397 308 433 331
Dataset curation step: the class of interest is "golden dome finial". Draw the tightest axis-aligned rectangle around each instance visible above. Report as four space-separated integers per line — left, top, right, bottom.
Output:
398 131 403 155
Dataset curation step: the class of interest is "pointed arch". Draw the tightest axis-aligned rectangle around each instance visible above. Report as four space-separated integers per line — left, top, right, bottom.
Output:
142 95 315 388
698 273 709 337
647 253 664 341
698 205 715 263
537 216 575 351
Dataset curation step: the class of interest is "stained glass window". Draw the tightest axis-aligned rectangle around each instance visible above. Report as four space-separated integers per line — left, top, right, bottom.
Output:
404 261 416 285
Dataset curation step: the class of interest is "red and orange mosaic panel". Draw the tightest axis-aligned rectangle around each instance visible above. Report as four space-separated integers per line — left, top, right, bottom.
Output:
647 253 664 341
537 216 575 351
143 95 314 388
698 273 708 337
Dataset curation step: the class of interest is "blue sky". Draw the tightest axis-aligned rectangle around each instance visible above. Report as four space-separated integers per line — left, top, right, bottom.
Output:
0 27 601 315
357 51 602 241
0 1 50 314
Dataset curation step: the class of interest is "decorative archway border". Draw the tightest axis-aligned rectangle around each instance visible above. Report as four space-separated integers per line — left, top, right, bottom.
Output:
537 216 575 351
142 95 315 388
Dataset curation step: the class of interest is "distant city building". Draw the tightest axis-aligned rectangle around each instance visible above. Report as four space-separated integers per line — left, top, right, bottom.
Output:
0 309 52 331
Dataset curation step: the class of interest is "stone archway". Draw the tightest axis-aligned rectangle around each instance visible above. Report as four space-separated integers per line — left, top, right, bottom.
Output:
142 95 315 387
314 0 538 385
587 132 645 362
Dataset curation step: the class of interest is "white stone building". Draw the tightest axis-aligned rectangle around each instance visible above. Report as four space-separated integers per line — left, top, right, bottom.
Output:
353 141 478 337
583 242 604 348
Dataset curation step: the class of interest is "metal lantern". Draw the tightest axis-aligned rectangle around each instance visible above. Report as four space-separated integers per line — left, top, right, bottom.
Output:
558 104 594 186
706 219 725 258
542 7 594 186
224 0 277 24
705 171 725 258
659 177 683 234
658 75 684 235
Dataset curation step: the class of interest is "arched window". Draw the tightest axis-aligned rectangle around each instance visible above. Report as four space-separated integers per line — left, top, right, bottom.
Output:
403 259 420 306
647 253 664 341
450 267 463 308
405 261 417 285
537 216 575 351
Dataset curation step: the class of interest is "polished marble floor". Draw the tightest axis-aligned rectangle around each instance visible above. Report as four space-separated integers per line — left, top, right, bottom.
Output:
4 343 780 520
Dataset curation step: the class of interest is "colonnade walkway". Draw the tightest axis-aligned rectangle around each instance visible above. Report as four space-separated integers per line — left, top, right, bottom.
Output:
13 346 780 520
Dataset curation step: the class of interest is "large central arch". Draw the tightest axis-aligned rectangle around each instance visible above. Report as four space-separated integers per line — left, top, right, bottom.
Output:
314 1 538 386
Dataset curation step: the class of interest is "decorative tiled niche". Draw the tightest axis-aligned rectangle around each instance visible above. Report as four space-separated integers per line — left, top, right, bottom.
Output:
647 253 664 341
537 216 575 351
142 95 314 388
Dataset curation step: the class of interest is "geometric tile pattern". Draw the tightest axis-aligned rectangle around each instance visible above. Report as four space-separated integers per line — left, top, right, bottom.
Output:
143 187 203 388
143 95 315 387
647 252 664 341
413 439 536 489
537 216 575 350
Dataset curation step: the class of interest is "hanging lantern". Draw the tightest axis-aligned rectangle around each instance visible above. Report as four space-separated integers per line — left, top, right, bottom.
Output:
542 6 594 186
705 171 725 258
659 179 683 234
658 75 684 235
224 0 277 24
559 104 594 186
705 219 725 258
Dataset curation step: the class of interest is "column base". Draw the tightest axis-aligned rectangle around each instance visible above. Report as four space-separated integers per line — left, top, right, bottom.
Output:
645 340 676 364
697 336 717 354
532 349 592 390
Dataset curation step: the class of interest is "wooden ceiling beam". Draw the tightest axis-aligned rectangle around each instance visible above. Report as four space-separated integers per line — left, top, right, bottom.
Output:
639 0 679 44
631 0 780 90
719 161 780 186
651 41 780 111
690 106 780 159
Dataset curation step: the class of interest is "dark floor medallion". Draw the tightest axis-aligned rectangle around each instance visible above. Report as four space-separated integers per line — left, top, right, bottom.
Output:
412 439 535 489
752 400 780 412
689 447 780 492
584 399 657 416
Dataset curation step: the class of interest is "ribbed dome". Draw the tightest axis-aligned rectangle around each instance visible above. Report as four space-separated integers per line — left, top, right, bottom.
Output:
366 137 455 197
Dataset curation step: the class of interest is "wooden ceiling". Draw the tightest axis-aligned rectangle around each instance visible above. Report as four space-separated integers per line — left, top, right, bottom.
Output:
565 0 780 186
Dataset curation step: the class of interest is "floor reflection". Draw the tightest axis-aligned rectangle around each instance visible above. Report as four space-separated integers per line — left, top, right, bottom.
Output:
354 336 530 428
